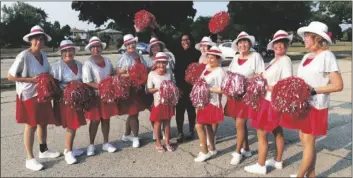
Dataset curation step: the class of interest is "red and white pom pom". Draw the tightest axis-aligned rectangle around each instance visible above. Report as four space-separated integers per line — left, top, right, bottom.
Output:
112 75 131 100
209 11 230 34
134 9 155 31
129 62 148 88
190 79 210 108
271 76 311 117
159 80 180 106
185 62 206 85
243 75 267 111
98 76 116 103
221 71 247 99
36 73 58 103
63 81 96 111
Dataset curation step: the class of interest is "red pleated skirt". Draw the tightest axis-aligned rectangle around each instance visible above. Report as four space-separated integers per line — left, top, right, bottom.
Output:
85 96 119 120
16 95 60 127
224 98 250 119
149 104 175 122
250 99 280 132
53 101 86 129
197 104 224 124
279 106 329 136
117 88 147 116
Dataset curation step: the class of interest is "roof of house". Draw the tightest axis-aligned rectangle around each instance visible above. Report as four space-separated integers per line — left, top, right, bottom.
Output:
98 28 123 34
71 28 87 33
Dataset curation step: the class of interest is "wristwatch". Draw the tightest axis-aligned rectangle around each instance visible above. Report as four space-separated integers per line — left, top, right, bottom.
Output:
310 87 317 96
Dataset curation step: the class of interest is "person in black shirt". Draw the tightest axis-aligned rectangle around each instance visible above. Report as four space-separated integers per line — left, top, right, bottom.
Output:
149 22 201 143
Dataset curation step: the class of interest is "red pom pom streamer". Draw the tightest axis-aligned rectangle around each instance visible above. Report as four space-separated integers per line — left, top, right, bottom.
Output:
190 79 210 108
185 63 206 85
112 75 131 99
98 76 116 103
134 10 155 31
36 73 58 103
209 11 230 34
221 71 247 99
243 75 267 111
129 63 148 88
63 81 95 111
271 77 311 117
159 80 180 106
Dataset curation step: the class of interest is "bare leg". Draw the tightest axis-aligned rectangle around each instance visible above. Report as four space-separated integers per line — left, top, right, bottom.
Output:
205 124 215 151
124 116 132 136
164 120 171 145
195 124 208 154
297 131 316 177
154 121 162 147
36 124 47 144
89 120 100 144
129 115 139 137
242 120 250 151
272 127 285 162
257 129 268 166
24 124 36 159
101 119 110 143
235 118 247 153
65 128 76 152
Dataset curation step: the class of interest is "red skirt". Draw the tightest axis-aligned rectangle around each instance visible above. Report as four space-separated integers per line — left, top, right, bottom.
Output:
279 106 329 136
16 95 60 127
250 99 280 132
117 88 147 116
149 104 175 122
85 96 119 120
53 101 86 129
224 98 250 119
197 104 224 124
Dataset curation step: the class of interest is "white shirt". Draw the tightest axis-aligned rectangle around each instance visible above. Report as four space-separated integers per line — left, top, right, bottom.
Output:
147 70 175 106
82 56 114 92
297 50 340 109
228 52 265 77
50 59 83 89
8 49 51 101
263 55 293 101
200 67 226 107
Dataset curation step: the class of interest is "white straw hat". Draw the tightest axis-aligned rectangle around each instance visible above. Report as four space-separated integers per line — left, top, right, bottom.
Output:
231 31 255 52
123 34 138 45
146 37 165 53
84 36 107 52
195 36 216 50
23 25 52 42
58 39 80 53
205 46 225 61
297 21 332 44
154 52 169 62
267 30 293 50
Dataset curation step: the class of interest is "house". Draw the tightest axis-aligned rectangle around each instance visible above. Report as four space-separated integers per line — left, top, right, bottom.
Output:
98 28 123 47
70 28 89 41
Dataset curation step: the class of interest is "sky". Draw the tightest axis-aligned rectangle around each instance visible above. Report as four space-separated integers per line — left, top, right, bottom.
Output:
1 1 228 30
1 1 350 31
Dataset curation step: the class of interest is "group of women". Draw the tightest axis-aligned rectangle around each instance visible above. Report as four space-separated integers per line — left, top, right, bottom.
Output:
8 20 343 178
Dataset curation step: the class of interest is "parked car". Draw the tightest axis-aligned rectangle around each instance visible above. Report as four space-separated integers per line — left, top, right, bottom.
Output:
118 42 149 54
218 41 274 59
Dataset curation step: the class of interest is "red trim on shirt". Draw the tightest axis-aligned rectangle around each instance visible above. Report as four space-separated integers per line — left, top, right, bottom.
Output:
303 57 314 67
69 64 78 75
238 58 247 65
204 70 211 76
96 60 106 68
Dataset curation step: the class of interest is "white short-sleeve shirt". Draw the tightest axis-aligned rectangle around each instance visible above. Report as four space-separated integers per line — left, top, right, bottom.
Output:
228 52 265 77
200 67 226 107
147 70 175 106
263 55 293 101
82 56 114 86
50 59 83 89
8 50 51 101
297 50 340 109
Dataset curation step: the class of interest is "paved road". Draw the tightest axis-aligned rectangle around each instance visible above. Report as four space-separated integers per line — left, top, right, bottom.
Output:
1 55 352 177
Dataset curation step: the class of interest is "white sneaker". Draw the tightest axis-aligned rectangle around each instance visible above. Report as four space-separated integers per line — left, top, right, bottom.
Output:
241 148 252 158
230 152 243 166
289 174 307 178
121 135 133 142
64 151 77 165
25 158 44 171
209 149 218 157
64 148 85 157
194 152 212 162
265 159 283 169
102 143 117 153
244 163 267 175
132 137 140 148
38 149 60 159
86 144 95 156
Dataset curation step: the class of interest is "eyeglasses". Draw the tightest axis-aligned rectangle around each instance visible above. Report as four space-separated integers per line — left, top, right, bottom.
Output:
181 38 190 41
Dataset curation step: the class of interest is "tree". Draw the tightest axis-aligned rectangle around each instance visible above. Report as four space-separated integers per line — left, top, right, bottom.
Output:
342 27 352 41
190 16 211 42
61 25 72 38
227 1 312 45
71 1 197 34
310 10 342 43
316 1 352 24
1 2 48 47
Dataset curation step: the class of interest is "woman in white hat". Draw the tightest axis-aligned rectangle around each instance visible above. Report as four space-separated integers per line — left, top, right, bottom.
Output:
50 39 85 165
7 25 60 171
193 46 225 162
116 34 149 148
225 31 265 166
280 21 343 178
244 30 293 175
195 36 216 64
82 36 118 156
147 52 176 152
146 37 176 72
